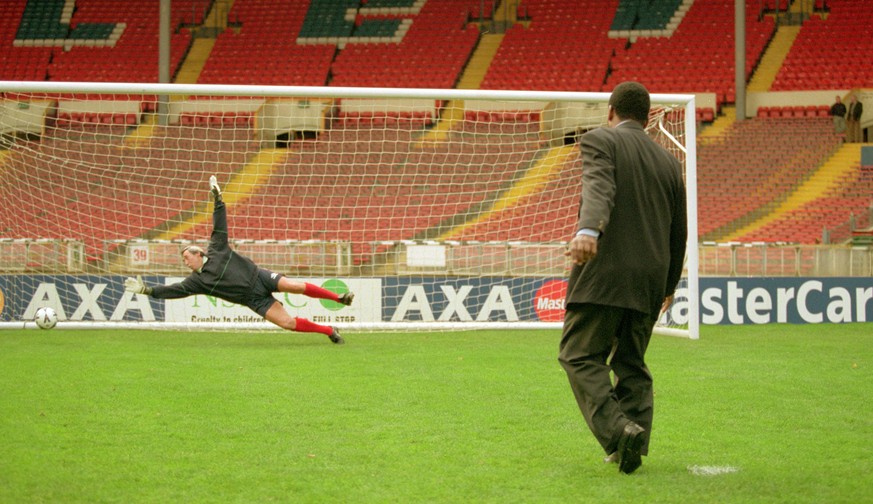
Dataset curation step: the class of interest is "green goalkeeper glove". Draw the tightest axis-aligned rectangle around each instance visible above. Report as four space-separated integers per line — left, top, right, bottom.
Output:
124 275 153 295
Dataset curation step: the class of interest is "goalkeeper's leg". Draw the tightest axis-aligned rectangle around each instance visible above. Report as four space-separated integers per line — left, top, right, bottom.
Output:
263 302 344 344
277 277 354 306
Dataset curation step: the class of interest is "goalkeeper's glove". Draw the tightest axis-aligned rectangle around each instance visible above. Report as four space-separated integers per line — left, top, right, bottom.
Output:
124 275 153 295
209 175 222 202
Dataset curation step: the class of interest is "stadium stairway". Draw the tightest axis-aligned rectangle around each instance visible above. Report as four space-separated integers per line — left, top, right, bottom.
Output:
721 142 863 241
747 25 800 92
174 0 239 86
437 144 577 241
174 38 215 85
122 115 159 149
457 34 503 90
416 33 504 147
698 106 735 142
153 148 287 241
122 1 230 150
174 0 236 85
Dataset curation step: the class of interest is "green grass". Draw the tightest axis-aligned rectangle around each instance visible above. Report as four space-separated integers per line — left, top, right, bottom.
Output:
0 324 870 503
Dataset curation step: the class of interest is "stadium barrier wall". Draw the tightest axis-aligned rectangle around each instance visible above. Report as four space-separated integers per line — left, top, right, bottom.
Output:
1 275 870 328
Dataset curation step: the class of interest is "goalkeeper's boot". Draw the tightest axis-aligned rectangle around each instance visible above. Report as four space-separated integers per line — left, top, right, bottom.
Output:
338 292 355 306
328 328 345 345
209 175 222 202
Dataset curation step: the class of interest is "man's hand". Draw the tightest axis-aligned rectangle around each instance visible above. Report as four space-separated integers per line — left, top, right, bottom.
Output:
565 234 598 266
209 175 222 202
660 295 674 316
124 275 151 295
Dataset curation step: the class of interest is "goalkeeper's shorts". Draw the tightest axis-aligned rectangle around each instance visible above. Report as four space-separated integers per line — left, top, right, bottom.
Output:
244 269 285 317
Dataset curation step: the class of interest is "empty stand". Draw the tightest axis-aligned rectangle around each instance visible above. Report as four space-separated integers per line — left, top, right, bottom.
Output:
0 0 200 82
329 1 479 89
47 0 196 82
481 0 621 92
697 117 843 242
198 0 334 86
174 121 543 265
607 0 774 102
0 124 258 260
772 0 873 90
733 167 873 243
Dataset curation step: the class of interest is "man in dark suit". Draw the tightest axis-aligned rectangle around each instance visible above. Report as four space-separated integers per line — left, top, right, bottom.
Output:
846 95 863 143
558 82 687 475
831 95 847 136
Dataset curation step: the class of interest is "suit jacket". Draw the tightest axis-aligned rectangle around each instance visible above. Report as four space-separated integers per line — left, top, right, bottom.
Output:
848 101 863 121
566 121 687 316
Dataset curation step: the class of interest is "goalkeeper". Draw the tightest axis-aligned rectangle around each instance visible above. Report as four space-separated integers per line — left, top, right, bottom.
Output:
125 176 353 344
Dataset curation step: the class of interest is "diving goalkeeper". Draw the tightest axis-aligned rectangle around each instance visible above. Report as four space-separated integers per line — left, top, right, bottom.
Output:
124 176 353 344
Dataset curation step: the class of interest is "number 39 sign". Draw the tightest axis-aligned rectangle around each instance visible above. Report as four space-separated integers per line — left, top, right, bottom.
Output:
130 245 150 266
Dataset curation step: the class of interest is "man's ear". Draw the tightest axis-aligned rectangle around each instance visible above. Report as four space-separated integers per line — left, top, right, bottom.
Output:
607 106 615 124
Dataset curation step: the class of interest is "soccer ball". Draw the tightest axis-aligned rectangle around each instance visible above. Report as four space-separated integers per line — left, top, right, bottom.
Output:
34 307 58 330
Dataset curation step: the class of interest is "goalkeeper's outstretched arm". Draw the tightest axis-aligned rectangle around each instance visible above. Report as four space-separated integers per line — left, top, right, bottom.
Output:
124 275 152 295
123 177 224 300
124 275 194 299
209 175 229 250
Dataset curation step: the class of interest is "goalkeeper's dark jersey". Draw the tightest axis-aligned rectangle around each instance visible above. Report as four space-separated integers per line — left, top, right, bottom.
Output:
150 200 260 304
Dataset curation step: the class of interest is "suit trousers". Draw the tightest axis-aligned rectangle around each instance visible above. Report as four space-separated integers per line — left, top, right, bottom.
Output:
559 303 656 455
833 116 846 135
846 119 860 143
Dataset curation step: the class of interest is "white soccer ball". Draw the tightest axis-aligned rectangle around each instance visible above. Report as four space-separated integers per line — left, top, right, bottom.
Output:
34 307 58 330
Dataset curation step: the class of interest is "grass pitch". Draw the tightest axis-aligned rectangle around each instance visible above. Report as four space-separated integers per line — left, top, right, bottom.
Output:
0 324 870 503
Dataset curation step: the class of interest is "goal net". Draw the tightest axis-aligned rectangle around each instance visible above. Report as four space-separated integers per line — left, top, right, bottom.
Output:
0 82 699 338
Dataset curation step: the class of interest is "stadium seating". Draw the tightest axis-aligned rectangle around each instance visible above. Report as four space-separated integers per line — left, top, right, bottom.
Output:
0 125 256 260
46 0 195 83
174 121 542 265
198 0 335 86
607 0 775 102
732 167 873 243
329 0 479 89
0 0 199 83
480 0 621 92
771 0 873 90
697 117 843 241
2 0 869 252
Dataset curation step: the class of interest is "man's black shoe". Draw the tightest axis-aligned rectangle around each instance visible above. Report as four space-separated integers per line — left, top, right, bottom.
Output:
328 328 345 345
617 421 645 475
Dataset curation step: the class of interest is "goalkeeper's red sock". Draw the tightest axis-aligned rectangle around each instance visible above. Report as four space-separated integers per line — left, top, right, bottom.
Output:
302 282 340 302
293 317 333 336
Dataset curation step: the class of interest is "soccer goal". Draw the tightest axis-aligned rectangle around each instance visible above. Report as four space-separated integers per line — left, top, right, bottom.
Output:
0 81 698 338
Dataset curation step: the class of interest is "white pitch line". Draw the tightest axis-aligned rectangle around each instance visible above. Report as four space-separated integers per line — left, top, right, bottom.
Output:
687 465 740 476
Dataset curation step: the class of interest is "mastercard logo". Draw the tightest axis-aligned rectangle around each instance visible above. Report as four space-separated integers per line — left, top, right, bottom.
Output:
533 279 567 322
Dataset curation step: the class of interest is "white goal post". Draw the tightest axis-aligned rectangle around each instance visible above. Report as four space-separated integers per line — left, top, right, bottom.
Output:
0 81 699 338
